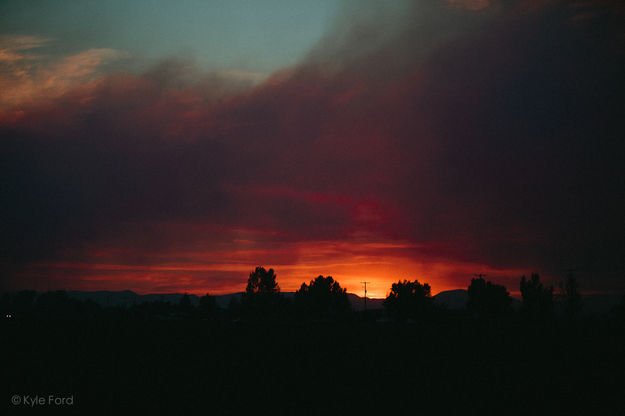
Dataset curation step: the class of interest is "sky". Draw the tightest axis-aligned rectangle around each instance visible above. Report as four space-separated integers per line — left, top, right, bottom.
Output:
1 0 624 298
0 0 341 72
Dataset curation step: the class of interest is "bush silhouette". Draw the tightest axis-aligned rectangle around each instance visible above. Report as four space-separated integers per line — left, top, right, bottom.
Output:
294 275 350 318
467 277 512 318
520 273 554 321
384 280 432 322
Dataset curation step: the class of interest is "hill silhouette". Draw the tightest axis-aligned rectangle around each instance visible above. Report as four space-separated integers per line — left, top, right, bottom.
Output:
4 289 620 317
58 290 387 311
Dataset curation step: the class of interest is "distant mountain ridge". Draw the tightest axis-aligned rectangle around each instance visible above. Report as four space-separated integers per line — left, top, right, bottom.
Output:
66 290 201 308
433 289 469 310
62 290 385 311
432 289 523 311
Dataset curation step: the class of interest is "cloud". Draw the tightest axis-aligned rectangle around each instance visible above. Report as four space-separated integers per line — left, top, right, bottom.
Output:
0 35 51 56
0 36 129 110
1 1 624 295
51 48 129 79
218 69 268 85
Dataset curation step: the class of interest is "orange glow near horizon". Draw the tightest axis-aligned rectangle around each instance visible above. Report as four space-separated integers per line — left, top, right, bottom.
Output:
21 240 528 298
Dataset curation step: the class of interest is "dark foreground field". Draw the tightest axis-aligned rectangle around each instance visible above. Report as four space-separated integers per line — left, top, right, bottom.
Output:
3 316 625 414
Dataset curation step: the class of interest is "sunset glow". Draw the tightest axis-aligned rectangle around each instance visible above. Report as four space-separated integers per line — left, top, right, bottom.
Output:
1 0 624 297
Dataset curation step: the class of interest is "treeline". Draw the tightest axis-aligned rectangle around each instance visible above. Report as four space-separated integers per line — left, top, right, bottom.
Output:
2 266 625 323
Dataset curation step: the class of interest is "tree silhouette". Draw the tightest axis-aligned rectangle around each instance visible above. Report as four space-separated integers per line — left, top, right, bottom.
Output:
467 277 512 318
245 266 280 294
241 266 284 317
1 290 36 319
199 293 218 319
35 291 82 319
383 280 432 322
131 300 174 320
227 295 241 319
557 273 583 320
520 273 554 321
179 293 192 309
294 275 350 318
614 295 625 323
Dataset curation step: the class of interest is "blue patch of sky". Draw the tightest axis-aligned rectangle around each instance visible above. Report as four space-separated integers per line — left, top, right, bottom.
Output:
0 0 343 74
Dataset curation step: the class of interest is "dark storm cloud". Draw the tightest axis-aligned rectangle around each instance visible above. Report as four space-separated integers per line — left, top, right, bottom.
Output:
1 0 624 292
409 0 625 281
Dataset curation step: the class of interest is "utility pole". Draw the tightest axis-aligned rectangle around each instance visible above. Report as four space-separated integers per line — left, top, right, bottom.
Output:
563 268 576 277
474 273 486 279
361 281 369 312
